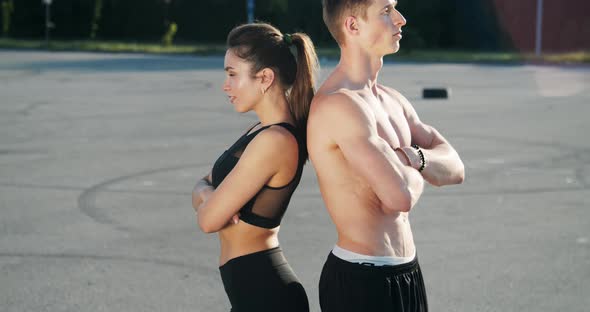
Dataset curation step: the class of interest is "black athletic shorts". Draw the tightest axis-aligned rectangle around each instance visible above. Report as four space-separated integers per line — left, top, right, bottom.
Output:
219 246 309 312
319 251 428 312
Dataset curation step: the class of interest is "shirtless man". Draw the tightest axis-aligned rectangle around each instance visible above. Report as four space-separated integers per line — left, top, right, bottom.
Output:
308 0 465 311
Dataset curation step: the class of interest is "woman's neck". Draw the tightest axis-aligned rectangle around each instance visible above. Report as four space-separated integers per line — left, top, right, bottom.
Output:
253 89 294 127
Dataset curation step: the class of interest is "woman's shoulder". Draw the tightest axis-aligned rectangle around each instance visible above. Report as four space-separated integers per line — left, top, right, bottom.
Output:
236 125 299 172
252 124 299 151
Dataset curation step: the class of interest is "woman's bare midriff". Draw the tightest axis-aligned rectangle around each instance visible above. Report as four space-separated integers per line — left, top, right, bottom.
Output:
218 221 280 266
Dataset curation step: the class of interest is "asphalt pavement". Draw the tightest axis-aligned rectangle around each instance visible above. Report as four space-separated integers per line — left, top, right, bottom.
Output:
0 50 589 311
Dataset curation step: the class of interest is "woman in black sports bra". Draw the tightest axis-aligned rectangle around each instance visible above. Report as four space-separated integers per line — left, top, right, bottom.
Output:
192 23 319 311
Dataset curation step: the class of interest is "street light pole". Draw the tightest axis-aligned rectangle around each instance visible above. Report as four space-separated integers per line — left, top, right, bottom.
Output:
164 0 171 26
535 0 543 56
247 0 254 23
43 0 52 48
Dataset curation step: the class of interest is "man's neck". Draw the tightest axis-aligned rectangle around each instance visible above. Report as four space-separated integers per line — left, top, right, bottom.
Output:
337 47 384 95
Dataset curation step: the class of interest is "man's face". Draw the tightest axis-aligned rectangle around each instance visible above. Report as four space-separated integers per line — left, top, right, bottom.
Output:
356 0 406 55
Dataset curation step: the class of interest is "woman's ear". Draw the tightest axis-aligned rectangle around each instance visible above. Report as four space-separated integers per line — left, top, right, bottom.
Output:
259 68 275 93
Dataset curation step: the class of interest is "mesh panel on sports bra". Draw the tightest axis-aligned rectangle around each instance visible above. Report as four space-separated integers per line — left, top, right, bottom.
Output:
227 125 302 227
244 166 301 221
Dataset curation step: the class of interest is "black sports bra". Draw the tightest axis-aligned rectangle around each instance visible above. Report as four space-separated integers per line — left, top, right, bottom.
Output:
211 122 305 229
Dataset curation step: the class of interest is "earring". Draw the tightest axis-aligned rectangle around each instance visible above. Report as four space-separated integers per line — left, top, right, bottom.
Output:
261 87 266 95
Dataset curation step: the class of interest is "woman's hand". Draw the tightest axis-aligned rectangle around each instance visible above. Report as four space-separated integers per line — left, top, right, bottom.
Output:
192 173 240 229
226 213 240 227
192 174 213 209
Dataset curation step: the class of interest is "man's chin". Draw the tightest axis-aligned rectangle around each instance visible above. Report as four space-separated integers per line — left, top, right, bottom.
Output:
383 46 401 56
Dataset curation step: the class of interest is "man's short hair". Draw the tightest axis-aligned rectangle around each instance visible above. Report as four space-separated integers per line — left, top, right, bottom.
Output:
322 0 374 45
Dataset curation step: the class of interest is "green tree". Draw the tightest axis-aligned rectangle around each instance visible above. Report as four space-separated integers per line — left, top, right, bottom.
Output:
90 0 103 39
161 21 177 46
1 0 14 36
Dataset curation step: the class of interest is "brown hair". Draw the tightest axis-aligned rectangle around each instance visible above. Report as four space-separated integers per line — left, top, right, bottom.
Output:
322 0 374 45
227 23 319 160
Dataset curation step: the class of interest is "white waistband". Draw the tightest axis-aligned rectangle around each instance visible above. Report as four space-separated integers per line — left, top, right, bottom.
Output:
331 245 416 266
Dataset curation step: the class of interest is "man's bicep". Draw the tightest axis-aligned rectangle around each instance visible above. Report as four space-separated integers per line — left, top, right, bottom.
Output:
337 132 405 190
409 118 455 150
322 94 402 184
391 88 446 149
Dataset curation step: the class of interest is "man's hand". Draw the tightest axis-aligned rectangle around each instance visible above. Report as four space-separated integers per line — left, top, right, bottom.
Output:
400 146 422 171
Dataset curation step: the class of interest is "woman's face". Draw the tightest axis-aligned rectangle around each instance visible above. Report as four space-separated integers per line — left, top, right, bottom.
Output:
222 49 262 113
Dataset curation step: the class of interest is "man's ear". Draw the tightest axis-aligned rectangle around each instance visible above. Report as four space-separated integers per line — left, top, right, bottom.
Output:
343 16 360 37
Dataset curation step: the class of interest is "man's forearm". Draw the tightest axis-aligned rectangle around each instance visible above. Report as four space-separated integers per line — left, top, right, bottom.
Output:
375 147 425 214
419 144 464 186
400 164 425 209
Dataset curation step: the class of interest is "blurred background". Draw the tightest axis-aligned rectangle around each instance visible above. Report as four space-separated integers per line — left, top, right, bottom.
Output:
1 0 589 56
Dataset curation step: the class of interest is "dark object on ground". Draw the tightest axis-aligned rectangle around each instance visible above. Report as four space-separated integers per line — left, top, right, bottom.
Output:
423 88 450 99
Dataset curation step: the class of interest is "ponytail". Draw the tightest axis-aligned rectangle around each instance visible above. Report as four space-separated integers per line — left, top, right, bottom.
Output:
287 33 319 160
227 23 319 160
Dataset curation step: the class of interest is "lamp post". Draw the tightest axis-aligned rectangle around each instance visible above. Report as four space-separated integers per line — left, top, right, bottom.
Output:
43 0 52 48
535 0 543 56
247 0 254 23
163 0 171 26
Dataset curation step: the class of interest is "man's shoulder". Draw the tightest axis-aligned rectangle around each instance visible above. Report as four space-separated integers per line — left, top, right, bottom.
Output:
308 88 374 138
377 84 404 99
311 88 363 115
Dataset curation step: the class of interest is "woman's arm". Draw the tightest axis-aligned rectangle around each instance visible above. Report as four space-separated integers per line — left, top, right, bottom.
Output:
195 127 297 233
192 172 239 228
192 173 213 210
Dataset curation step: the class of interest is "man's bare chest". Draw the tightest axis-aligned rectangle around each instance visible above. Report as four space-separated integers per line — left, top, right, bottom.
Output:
367 97 411 148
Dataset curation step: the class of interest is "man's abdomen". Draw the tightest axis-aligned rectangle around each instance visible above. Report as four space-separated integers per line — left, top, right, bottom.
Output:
316 163 416 257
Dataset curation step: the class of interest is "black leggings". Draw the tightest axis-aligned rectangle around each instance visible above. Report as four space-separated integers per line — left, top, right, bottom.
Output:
319 252 428 312
219 247 309 312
